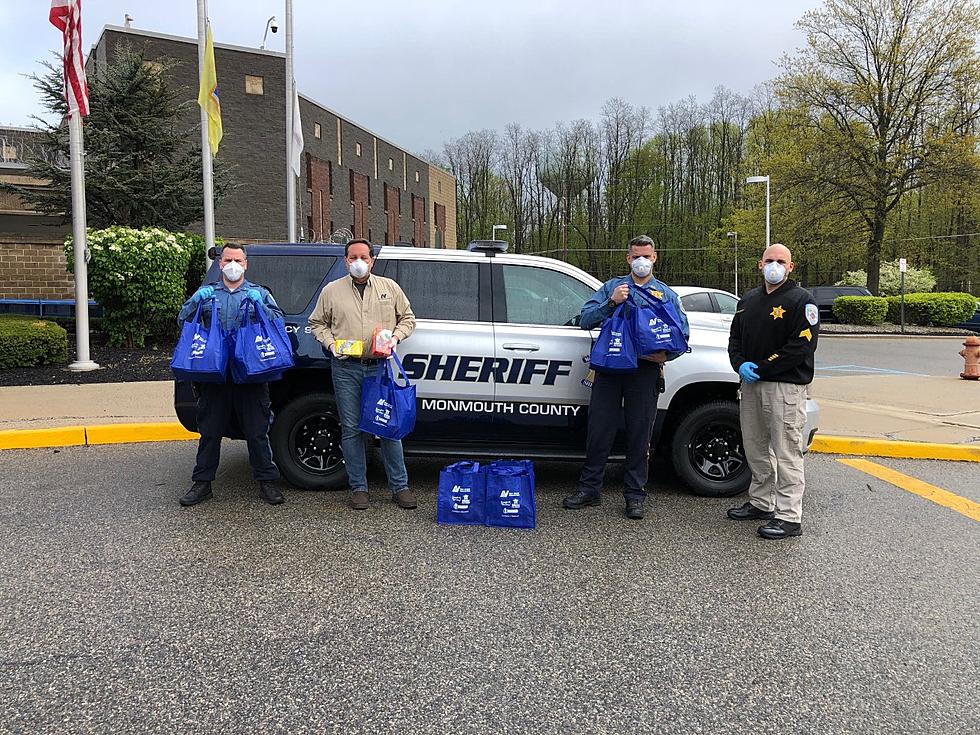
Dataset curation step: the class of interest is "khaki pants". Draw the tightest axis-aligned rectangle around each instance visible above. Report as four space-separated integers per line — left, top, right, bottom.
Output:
739 381 807 523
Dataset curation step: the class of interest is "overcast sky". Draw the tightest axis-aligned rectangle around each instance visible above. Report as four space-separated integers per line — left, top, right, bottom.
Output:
0 0 820 154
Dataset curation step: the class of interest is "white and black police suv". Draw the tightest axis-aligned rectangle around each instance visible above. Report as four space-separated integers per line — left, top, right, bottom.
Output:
175 242 819 497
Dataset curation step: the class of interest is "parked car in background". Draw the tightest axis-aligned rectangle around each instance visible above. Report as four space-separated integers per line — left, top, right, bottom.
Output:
809 285 873 322
954 301 980 333
673 286 740 329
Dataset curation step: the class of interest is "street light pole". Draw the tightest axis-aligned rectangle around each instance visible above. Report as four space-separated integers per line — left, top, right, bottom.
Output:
745 175 770 249
727 231 739 295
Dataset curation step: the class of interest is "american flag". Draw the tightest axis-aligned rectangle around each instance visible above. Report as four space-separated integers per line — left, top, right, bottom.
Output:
49 0 89 117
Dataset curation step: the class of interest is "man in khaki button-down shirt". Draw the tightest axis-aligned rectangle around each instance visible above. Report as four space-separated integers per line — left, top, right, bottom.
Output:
308 239 417 511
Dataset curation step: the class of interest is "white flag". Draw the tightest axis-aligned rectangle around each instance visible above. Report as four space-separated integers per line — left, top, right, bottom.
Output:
290 86 303 177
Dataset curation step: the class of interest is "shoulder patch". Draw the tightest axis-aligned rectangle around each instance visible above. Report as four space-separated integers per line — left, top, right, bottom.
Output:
805 304 819 325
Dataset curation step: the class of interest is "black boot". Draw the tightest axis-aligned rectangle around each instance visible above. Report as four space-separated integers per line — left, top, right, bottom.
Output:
259 481 284 505
625 497 645 520
727 501 775 521
180 481 212 507
758 519 803 539
563 490 601 509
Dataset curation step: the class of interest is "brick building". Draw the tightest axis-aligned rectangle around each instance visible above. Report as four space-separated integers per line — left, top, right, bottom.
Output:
89 25 456 247
0 24 456 301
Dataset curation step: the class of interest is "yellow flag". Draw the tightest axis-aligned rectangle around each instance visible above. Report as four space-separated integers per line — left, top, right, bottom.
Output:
197 23 222 155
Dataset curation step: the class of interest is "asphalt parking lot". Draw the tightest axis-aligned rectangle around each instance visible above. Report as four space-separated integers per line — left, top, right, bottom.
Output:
1 443 977 734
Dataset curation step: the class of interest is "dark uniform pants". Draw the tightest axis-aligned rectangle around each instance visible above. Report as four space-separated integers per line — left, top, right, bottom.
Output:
192 382 279 482
577 361 661 500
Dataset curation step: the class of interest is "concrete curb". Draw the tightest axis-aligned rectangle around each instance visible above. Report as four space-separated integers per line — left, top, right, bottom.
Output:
810 435 980 462
0 422 198 451
1 422 978 463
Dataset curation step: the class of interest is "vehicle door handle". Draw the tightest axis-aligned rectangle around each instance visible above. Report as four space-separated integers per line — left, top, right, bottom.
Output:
502 343 540 352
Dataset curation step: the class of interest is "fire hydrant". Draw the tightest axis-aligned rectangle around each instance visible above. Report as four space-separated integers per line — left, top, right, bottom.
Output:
960 335 980 380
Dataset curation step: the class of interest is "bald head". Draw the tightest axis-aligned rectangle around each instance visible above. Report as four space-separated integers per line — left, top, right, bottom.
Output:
759 242 794 290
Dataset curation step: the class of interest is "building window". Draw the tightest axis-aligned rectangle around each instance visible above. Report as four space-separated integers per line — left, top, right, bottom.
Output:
356 142 362 156
349 169 354 203
328 161 333 195
415 170 420 183
367 182 371 207
398 191 401 215
314 122 321 139
330 220 334 236
368 228 372 242
388 157 394 171
383 182 388 212
438 181 442 193
245 75 264 95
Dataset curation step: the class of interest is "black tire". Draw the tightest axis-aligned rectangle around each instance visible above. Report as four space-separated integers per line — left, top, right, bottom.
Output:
270 393 347 490
670 400 750 498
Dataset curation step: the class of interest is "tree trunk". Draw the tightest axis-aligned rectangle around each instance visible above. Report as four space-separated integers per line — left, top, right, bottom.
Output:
865 211 886 295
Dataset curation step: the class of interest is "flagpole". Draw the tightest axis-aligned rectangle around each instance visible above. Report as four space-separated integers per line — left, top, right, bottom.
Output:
67 112 98 371
285 0 296 242
196 0 215 266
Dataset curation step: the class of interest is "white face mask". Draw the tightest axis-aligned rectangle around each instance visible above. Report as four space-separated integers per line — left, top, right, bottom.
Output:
349 259 370 279
221 261 245 282
630 257 652 278
763 262 787 285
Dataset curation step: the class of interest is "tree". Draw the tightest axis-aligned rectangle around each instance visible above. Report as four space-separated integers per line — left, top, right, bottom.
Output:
777 0 980 293
15 49 231 230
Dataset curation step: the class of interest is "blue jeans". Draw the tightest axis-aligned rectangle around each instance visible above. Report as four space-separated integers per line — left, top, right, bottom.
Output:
330 356 409 493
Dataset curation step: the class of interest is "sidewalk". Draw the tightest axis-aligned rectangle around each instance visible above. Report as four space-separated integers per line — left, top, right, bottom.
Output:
2 375 978 446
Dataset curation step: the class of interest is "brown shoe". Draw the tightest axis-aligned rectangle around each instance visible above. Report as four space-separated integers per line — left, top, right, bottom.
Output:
392 488 417 509
350 490 369 510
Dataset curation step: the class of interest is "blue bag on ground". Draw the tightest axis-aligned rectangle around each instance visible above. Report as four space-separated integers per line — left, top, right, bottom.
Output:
437 461 486 526
589 302 638 373
231 301 295 383
630 287 689 355
485 460 536 529
170 299 228 382
358 351 417 440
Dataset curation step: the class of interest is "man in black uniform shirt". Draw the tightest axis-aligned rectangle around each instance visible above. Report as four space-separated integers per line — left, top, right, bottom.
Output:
727 243 819 539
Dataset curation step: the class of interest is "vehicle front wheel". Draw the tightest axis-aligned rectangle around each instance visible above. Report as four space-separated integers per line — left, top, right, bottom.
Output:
670 400 750 498
270 393 347 490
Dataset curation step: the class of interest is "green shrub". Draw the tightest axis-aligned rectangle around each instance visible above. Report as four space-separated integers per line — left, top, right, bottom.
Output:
0 315 68 368
885 292 977 326
177 232 219 298
66 226 195 347
832 296 889 325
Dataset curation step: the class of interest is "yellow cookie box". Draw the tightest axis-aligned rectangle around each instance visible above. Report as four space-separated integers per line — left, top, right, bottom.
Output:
333 339 364 357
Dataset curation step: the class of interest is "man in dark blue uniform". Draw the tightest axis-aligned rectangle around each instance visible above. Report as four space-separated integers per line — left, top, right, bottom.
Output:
563 235 690 520
176 243 285 507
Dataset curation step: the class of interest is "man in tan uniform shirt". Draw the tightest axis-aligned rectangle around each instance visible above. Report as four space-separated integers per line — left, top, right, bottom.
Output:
308 239 416 511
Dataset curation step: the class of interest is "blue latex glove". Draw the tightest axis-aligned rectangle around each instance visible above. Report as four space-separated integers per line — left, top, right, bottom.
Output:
738 361 760 383
246 288 262 303
193 286 215 302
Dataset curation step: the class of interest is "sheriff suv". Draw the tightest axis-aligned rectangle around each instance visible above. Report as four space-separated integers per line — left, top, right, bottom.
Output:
174 242 819 497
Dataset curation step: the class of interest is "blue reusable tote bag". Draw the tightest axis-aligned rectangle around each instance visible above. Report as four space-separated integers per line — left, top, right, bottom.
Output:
589 302 638 373
630 287 689 356
436 461 486 526
485 460 536 529
357 351 417 440
231 300 295 383
170 299 229 383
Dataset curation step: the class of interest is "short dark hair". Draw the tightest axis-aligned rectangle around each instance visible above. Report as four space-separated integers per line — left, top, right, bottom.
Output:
220 242 247 258
345 239 374 257
627 235 656 253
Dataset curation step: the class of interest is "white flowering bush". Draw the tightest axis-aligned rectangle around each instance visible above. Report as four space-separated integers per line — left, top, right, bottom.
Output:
66 226 208 347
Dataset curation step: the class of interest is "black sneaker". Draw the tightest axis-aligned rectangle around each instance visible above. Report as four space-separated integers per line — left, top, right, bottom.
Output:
259 481 284 505
180 481 212 507
727 501 775 521
758 519 803 539
625 497 645 520
563 490 601 509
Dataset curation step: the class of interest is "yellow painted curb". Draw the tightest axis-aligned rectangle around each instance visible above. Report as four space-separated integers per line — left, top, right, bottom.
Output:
812 435 980 462
0 426 87 450
86 422 199 445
